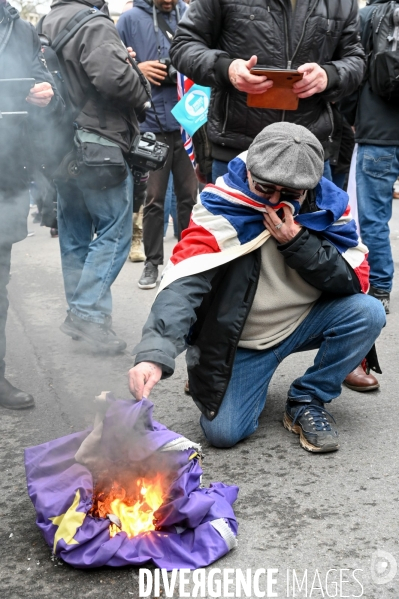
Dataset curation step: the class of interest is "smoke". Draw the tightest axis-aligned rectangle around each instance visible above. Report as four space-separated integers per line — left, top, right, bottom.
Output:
76 394 183 501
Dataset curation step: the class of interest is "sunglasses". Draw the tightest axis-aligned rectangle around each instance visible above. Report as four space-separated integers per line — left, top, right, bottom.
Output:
253 181 305 201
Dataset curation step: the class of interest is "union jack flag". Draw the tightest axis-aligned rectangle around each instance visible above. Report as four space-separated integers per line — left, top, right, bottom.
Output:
177 72 196 169
158 152 370 294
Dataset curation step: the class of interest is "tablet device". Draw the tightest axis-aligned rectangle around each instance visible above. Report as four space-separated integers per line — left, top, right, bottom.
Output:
247 68 303 110
0 78 35 98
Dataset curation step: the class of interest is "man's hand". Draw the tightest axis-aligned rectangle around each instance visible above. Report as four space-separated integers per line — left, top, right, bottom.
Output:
228 55 274 94
26 82 54 107
293 63 328 99
126 46 136 61
128 361 162 399
263 204 302 243
138 60 168 85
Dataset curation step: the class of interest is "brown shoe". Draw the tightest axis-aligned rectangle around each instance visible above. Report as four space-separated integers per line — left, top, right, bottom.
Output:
393 191 399 200
184 380 191 395
344 364 379 392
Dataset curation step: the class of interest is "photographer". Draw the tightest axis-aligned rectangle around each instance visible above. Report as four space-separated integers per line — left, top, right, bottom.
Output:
117 0 198 290
0 1 63 409
41 0 150 353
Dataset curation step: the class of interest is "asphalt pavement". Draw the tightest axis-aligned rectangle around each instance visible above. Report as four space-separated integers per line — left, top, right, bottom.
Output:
0 202 398 599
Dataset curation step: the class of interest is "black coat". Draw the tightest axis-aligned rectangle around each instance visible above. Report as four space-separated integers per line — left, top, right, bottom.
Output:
170 0 366 163
352 0 399 146
0 5 63 244
42 0 150 154
134 194 362 420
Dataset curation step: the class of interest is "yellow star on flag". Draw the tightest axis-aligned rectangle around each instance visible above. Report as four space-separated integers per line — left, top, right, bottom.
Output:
49 489 86 553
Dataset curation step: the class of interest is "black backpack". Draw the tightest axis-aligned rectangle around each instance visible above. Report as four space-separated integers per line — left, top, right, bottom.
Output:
366 1 399 101
36 8 108 177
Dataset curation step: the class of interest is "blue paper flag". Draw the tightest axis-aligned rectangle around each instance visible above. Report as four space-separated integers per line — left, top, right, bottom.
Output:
171 84 211 137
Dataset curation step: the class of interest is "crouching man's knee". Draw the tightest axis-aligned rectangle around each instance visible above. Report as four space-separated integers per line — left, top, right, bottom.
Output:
200 414 245 449
360 294 387 337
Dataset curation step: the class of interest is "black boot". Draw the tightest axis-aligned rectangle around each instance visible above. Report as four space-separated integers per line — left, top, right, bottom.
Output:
0 378 35 410
60 312 127 354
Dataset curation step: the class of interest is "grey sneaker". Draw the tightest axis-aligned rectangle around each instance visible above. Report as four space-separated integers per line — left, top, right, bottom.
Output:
138 262 158 289
283 399 339 453
60 313 126 354
368 285 390 314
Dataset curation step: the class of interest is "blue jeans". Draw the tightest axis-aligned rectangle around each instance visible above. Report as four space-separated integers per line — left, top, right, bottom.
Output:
356 144 399 292
200 294 385 448
323 160 347 190
56 170 133 324
212 159 229 183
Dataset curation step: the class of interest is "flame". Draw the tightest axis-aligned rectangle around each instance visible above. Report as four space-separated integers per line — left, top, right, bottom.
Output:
90 474 166 539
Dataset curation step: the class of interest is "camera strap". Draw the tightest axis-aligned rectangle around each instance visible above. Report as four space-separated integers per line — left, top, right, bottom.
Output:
153 11 174 42
127 55 167 139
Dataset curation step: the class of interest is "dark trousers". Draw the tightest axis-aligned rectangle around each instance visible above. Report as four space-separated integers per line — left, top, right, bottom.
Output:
143 131 198 265
0 245 12 379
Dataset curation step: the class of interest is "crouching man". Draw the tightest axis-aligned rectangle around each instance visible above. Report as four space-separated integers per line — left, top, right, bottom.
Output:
128 123 385 453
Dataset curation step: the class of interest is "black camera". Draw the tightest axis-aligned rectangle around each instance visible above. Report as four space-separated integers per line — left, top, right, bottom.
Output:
127 132 169 185
159 57 178 85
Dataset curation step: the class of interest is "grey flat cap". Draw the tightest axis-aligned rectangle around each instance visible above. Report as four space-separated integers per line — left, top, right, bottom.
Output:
247 122 325 189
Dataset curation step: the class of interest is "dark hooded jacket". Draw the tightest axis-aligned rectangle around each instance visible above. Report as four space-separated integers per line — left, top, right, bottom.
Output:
170 0 366 163
0 3 63 244
41 0 150 153
349 0 399 145
117 0 187 133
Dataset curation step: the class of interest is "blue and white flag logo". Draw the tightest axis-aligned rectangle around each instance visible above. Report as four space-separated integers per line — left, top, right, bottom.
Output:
172 84 211 137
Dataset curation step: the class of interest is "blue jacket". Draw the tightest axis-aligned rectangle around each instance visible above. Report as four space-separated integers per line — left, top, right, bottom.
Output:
117 0 186 133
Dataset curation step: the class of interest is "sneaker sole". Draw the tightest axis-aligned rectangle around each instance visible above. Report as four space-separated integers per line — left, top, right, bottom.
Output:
283 412 339 453
60 323 126 354
343 381 380 392
138 281 157 289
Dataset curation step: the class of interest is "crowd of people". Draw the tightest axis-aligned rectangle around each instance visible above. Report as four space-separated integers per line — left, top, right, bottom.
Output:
1 0 398 453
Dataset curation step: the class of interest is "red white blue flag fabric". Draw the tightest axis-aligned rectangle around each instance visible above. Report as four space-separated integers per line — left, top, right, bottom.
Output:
159 152 370 294
177 73 196 168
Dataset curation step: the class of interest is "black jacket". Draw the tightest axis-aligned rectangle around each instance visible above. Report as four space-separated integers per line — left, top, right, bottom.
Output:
348 0 399 146
170 0 366 163
0 4 63 244
134 194 362 420
42 0 150 153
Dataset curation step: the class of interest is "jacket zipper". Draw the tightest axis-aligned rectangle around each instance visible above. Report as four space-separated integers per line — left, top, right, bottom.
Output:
289 0 319 68
222 93 230 134
281 0 319 122
276 0 290 66
326 101 334 142
276 0 290 121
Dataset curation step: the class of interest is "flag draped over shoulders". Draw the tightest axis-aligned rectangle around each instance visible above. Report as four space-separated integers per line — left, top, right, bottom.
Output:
159 153 369 294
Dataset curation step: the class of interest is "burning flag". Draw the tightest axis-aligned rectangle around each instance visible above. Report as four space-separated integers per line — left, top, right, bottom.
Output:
24 396 238 569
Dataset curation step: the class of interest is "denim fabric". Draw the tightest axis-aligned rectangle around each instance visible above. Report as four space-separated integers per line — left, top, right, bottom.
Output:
212 159 229 183
200 294 385 448
322 159 333 182
356 144 399 292
56 170 133 324
323 160 346 190
0 245 12 379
